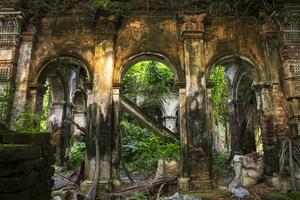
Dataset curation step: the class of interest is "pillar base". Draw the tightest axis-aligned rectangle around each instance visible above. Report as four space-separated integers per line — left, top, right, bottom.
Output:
80 180 112 200
189 180 213 192
178 177 190 191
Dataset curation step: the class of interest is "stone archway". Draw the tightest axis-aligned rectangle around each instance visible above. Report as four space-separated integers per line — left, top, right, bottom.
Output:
206 53 279 175
111 52 185 186
29 56 91 166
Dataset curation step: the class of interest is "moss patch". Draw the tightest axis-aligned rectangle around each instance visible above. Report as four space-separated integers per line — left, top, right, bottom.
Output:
288 192 300 200
262 192 291 200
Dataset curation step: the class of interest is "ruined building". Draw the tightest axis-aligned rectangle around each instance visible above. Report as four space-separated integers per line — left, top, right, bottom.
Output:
0 0 299 199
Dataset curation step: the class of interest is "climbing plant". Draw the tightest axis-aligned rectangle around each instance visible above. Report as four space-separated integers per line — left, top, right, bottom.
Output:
209 65 229 150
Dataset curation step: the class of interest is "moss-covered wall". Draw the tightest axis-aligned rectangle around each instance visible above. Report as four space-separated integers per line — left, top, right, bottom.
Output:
0 130 55 200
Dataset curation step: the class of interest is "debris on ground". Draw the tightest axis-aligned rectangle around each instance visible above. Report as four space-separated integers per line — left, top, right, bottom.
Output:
164 192 201 200
232 186 250 198
229 153 263 192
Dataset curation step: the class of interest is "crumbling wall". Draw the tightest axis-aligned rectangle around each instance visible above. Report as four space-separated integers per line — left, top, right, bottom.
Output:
0 129 55 200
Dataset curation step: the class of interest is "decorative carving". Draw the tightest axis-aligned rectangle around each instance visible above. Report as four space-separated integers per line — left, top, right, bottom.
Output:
179 13 207 34
0 12 23 34
275 13 300 31
275 12 300 43
0 11 23 48
290 63 300 76
0 62 12 82
295 84 300 92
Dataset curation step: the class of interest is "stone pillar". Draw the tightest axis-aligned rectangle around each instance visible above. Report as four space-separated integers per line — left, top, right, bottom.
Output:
255 82 279 176
10 18 37 129
206 84 216 151
112 83 121 189
178 85 189 189
179 13 212 191
62 101 74 161
28 83 47 112
164 116 177 132
0 9 24 124
228 100 240 154
81 15 117 199
48 102 64 130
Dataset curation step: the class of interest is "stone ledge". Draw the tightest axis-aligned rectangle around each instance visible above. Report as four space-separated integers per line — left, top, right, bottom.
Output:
0 144 42 162
0 171 39 193
0 131 50 145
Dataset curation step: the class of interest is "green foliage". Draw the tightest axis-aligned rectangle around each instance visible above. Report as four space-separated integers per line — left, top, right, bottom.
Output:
121 117 179 177
123 61 176 114
123 61 176 100
212 150 230 178
15 84 50 133
121 60 178 177
15 104 48 133
208 66 229 126
66 142 86 170
130 192 148 200
0 86 12 123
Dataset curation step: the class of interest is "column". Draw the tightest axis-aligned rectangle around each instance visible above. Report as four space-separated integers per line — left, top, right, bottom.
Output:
111 83 121 189
28 83 47 112
81 14 117 199
0 9 24 124
179 13 212 191
10 18 37 129
178 84 189 190
254 82 279 175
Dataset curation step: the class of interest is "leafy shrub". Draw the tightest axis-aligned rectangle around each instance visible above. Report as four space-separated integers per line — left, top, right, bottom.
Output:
66 142 86 170
15 104 48 133
121 117 179 177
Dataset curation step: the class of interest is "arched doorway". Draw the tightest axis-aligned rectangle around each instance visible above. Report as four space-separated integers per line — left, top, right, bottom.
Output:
115 54 183 185
31 56 90 166
207 55 263 180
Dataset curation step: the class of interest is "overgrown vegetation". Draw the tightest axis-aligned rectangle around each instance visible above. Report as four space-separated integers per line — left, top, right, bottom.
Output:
209 66 229 150
66 142 86 170
121 61 179 178
121 118 179 177
122 61 176 107
15 83 50 133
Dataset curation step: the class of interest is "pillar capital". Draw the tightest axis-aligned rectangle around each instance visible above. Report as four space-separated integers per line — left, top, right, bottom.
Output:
178 13 207 39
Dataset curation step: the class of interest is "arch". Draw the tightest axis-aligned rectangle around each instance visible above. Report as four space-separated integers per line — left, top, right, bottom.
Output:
206 52 265 82
116 52 185 83
34 55 92 85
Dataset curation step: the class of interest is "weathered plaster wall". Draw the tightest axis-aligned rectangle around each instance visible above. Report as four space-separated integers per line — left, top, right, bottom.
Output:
205 16 282 83
29 15 95 80
114 15 184 83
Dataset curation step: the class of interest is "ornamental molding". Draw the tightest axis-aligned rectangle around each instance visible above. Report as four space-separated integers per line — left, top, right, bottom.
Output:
275 11 300 32
0 11 24 48
0 11 24 34
285 59 300 64
179 13 207 37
